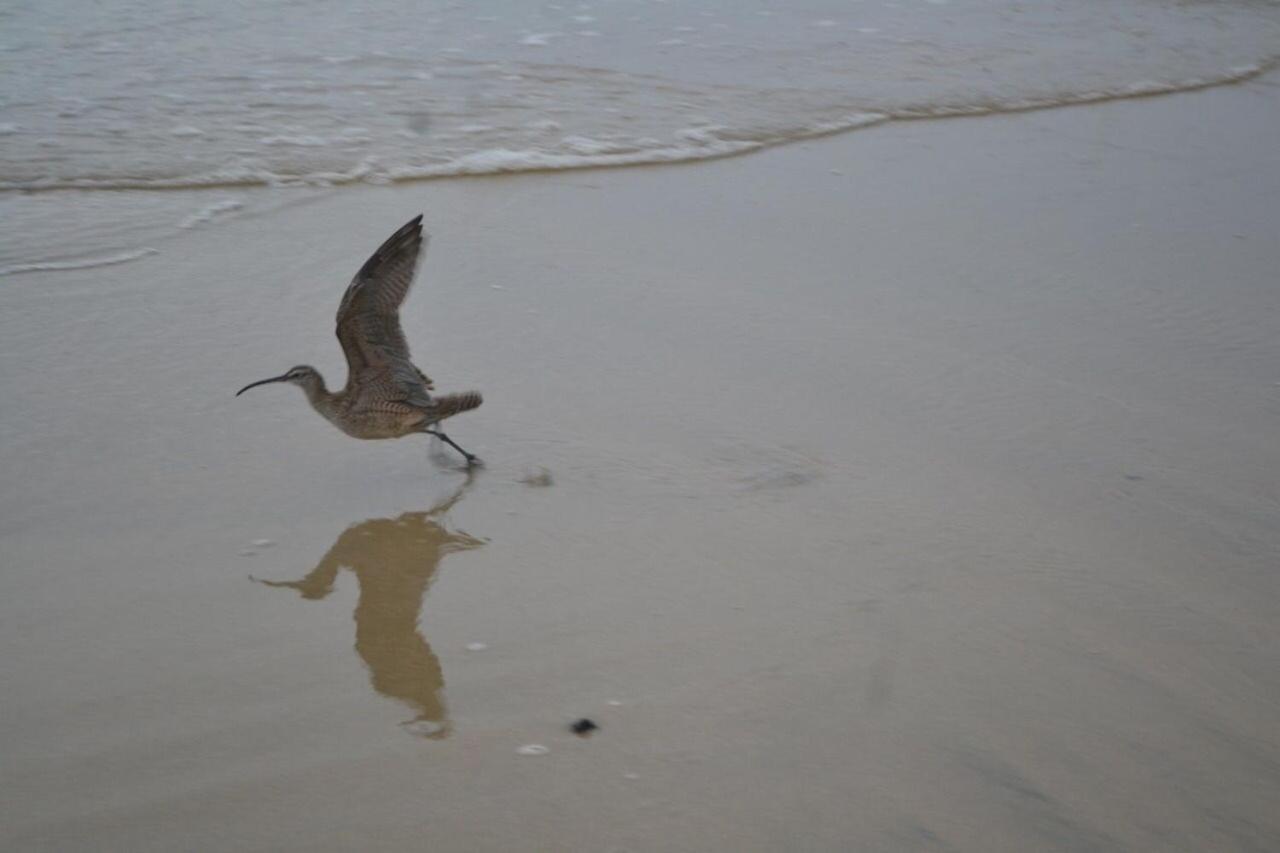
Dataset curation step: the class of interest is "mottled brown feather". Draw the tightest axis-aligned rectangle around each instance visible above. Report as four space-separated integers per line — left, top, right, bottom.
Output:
335 215 436 412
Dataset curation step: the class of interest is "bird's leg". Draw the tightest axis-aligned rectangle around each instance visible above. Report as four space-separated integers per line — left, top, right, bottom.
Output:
427 429 481 466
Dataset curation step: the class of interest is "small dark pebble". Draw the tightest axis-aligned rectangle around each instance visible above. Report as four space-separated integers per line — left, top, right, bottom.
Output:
570 718 598 736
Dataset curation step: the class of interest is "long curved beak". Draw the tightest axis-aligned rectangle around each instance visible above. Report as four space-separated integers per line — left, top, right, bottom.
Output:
236 374 289 397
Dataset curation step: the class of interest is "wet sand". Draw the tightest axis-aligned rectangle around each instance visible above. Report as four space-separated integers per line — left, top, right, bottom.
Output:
3 76 1280 851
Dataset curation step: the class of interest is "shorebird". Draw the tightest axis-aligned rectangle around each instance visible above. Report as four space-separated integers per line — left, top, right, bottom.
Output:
236 215 483 465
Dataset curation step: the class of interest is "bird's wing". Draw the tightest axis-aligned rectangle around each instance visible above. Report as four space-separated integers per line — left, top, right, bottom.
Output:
335 215 435 409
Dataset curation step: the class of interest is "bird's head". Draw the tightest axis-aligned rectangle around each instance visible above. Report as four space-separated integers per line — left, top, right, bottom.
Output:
236 365 322 396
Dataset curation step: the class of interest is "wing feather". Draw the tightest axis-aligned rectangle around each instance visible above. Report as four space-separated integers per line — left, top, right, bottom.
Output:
335 215 435 410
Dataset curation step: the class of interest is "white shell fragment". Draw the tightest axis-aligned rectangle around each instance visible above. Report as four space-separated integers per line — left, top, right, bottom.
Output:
516 744 549 756
465 642 489 652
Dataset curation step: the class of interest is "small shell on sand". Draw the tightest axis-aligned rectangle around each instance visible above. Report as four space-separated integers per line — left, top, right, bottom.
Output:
516 744 549 756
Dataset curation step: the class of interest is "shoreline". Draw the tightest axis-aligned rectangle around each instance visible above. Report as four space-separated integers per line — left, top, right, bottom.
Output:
3 61 1278 201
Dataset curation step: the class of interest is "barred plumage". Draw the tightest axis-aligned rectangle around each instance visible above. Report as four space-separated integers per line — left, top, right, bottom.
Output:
428 391 484 423
236 215 484 465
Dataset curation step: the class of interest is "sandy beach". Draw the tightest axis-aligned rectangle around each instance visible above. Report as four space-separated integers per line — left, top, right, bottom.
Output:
3 69 1280 851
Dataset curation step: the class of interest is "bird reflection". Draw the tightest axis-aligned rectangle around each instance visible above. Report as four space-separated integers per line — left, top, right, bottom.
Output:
254 474 483 738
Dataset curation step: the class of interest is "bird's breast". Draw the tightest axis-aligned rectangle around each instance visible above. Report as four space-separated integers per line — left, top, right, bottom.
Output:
325 408 423 441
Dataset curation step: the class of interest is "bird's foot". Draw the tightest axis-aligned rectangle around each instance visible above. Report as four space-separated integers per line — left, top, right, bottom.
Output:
427 429 482 467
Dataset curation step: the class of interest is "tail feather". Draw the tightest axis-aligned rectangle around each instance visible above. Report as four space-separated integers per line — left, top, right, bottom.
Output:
430 391 483 422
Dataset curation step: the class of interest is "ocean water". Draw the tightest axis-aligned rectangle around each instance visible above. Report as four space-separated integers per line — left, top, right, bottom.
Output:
3 0 1279 271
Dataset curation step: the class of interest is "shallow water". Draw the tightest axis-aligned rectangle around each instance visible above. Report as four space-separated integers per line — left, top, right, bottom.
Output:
6 0 1280 190
4 0 1280 271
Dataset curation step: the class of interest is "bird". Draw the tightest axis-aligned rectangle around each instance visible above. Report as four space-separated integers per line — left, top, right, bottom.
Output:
236 215 483 465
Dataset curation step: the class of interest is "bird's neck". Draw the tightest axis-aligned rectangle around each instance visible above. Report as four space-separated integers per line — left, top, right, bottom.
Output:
301 375 335 414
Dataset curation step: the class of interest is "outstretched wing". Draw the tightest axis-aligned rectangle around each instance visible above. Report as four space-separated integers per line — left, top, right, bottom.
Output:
335 215 435 409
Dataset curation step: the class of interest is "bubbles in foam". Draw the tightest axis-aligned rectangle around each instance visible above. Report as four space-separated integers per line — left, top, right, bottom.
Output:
559 136 626 155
